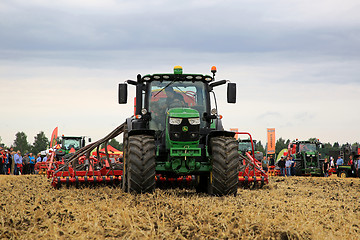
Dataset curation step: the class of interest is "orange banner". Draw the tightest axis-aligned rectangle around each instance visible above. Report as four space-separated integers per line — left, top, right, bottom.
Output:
230 128 239 140
50 127 58 148
267 128 275 154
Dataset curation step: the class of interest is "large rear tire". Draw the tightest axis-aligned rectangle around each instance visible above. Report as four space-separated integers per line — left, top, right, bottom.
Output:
122 124 129 192
126 135 156 193
294 160 303 176
209 136 239 196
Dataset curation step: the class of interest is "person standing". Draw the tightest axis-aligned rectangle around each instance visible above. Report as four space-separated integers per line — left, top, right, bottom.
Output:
336 155 344 169
29 153 35 174
22 153 30 175
285 156 292 176
269 156 275 167
278 157 286 176
262 156 269 173
42 154 48 162
14 151 22 175
36 153 42 163
0 148 5 174
290 156 296 176
6 149 12 175
323 158 330 177
356 156 360 177
330 156 335 169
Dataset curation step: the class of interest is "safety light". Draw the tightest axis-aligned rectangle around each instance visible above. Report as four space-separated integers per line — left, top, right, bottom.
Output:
135 115 142 119
211 66 217 74
169 117 182 125
174 66 183 74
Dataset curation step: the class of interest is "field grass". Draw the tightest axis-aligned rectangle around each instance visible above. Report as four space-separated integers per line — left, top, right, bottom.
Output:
0 175 359 239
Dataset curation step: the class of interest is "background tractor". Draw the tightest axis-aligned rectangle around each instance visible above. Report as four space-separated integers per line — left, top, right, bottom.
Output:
288 139 324 176
118 66 238 195
238 138 263 161
54 135 91 160
333 143 360 178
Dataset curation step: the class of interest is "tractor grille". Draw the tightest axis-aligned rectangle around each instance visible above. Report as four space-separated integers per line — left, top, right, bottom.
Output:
169 118 200 142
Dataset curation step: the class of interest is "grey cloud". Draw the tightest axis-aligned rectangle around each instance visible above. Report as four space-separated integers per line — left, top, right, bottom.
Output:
1 0 360 58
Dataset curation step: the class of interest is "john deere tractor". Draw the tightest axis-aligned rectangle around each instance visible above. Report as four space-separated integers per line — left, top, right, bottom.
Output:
118 66 238 195
238 139 263 161
55 136 91 161
289 139 323 176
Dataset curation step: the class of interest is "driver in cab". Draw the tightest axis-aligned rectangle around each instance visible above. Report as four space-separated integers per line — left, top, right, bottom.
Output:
164 87 186 108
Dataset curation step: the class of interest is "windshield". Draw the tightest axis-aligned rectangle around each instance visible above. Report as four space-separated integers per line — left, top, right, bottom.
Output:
63 138 81 150
147 80 208 130
299 143 317 152
238 141 253 152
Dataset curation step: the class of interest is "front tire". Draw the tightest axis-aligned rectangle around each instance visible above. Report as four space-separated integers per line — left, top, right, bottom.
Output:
339 170 347 178
209 136 239 196
126 135 156 193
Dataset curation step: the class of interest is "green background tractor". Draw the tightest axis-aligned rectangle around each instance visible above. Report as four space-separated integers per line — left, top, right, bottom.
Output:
118 66 238 195
289 139 324 176
55 136 91 160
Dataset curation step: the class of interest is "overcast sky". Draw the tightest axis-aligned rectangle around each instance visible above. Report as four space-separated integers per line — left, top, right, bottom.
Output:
1 0 360 148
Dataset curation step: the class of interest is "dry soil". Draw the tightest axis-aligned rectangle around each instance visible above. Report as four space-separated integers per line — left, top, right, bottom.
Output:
0 175 359 239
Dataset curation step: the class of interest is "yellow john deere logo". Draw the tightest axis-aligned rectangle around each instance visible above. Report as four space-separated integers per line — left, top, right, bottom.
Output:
182 126 188 132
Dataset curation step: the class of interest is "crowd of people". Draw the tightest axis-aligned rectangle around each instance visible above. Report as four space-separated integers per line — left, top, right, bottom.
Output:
0 147 48 175
261 154 360 177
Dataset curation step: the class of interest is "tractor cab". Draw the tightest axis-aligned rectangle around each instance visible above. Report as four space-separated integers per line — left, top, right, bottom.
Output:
297 142 317 153
238 139 256 155
55 136 91 159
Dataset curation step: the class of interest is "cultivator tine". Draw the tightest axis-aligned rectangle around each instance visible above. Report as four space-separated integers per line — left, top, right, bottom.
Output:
50 123 126 188
238 152 269 189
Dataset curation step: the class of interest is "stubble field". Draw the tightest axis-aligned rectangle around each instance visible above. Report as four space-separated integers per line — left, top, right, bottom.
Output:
0 174 359 239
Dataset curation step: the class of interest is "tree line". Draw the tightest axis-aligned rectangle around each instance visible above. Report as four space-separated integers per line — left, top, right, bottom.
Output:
0 132 123 155
0 132 356 157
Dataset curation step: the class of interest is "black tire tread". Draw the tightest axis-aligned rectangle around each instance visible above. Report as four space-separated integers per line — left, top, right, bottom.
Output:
127 135 156 193
210 136 239 196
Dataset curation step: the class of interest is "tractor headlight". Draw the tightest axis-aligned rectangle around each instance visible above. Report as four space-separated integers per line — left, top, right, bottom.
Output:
169 117 182 125
188 117 200 125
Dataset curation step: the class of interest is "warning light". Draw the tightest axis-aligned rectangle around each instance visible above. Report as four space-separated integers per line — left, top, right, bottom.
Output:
211 66 217 74
174 66 183 74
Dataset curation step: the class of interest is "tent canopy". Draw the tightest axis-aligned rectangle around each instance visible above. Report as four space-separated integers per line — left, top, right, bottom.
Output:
92 145 123 156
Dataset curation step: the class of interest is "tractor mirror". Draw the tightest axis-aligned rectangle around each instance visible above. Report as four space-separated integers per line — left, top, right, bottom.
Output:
118 83 128 104
227 83 236 103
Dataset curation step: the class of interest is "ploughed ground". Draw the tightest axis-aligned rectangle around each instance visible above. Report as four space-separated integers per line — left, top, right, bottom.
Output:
0 174 359 239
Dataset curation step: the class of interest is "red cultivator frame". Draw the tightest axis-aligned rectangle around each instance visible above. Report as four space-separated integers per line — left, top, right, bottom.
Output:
236 132 269 188
46 125 268 190
48 124 125 188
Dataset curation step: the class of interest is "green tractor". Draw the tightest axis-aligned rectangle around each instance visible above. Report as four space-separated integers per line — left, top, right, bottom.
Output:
289 139 323 176
335 143 360 178
118 66 238 195
55 136 91 160
238 139 263 161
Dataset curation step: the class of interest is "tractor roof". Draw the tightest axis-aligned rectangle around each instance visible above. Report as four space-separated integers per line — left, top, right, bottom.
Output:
142 73 214 83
